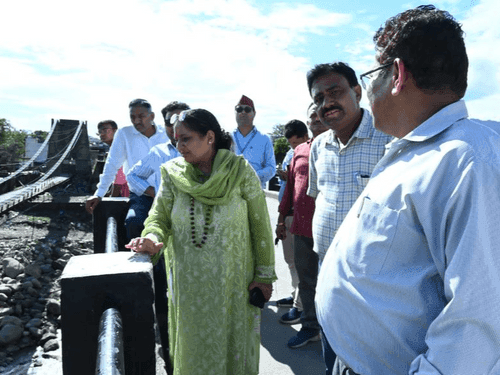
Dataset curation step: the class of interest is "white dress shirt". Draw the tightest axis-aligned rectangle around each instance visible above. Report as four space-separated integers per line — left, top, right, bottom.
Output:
95 124 168 197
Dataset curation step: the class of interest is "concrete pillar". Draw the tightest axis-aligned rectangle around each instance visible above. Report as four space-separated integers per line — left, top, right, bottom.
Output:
61 252 155 375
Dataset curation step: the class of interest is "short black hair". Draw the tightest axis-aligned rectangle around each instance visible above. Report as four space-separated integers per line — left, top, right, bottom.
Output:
161 101 190 120
129 98 152 111
374 5 468 98
284 120 308 139
307 62 359 95
97 120 118 130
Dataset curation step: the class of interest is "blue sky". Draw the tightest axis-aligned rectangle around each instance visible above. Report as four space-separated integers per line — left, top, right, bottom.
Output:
0 0 498 138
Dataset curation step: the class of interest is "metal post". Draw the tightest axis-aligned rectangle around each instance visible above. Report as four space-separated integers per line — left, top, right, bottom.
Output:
95 307 125 375
105 216 118 253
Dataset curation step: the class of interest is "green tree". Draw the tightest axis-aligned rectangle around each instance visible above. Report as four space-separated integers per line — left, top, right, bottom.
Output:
273 137 289 165
269 124 286 143
32 130 48 142
0 119 28 171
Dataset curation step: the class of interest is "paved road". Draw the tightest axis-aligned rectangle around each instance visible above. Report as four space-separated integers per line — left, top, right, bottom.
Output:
261 193 325 375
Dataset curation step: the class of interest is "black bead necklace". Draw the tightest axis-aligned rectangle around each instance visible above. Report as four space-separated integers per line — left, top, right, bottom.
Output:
190 197 213 248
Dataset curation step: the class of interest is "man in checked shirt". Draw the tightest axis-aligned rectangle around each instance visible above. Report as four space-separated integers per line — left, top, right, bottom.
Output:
306 62 392 374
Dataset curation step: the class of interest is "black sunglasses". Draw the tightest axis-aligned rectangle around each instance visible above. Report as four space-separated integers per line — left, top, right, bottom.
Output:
235 106 253 113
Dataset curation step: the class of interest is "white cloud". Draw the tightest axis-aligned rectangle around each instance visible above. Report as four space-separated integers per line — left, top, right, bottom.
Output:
461 0 500 120
0 0 351 136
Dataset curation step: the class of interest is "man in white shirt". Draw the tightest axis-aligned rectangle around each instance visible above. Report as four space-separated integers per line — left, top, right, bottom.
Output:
316 5 500 375
232 95 276 189
85 99 169 240
127 101 189 199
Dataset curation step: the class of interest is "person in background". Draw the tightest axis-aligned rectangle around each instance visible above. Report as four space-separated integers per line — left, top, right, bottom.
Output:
232 95 276 189
316 5 500 374
127 108 276 375
85 99 169 241
307 62 392 374
127 101 190 199
276 103 328 348
97 120 129 197
161 101 190 146
275 120 308 325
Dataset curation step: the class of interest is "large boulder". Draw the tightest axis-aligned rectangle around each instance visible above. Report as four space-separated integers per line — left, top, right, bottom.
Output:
2 258 24 279
25 263 42 279
0 324 23 346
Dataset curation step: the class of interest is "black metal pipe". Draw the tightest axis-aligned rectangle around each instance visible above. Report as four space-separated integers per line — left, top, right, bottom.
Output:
105 216 118 253
95 307 125 375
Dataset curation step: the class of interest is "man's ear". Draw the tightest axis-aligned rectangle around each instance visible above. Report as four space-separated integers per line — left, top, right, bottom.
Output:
354 84 362 103
392 58 407 96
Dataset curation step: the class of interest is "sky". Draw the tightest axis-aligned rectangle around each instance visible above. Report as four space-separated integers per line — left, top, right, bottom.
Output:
0 0 499 139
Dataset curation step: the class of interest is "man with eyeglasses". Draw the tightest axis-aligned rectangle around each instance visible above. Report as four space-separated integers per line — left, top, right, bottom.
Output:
316 6 500 375
96 120 130 197
306 62 392 373
85 99 169 241
232 95 276 189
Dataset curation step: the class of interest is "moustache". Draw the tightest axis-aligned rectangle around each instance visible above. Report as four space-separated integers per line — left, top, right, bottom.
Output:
322 106 343 116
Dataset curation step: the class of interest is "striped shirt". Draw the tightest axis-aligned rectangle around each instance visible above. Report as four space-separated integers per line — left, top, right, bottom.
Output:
307 109 392 262
126 141 181 195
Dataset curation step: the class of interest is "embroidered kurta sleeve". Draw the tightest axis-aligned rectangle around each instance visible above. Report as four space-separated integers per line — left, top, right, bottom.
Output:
240 162 277 284
142 166 174 264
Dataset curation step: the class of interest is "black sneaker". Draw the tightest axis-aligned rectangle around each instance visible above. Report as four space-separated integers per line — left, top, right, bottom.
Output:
276 296 294 308
279 307 303 325
287 328 321 348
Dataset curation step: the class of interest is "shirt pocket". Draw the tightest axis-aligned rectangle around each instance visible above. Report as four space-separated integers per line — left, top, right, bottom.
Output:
355 172 370 191
345 196 399 275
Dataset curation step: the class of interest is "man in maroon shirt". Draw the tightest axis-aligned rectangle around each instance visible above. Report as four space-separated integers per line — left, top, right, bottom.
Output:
276 103 328 348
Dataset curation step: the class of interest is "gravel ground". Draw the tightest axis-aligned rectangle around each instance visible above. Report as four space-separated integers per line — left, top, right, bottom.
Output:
0 186 168 375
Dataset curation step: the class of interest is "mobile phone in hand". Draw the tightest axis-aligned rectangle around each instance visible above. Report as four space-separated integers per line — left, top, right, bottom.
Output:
249 287 266 309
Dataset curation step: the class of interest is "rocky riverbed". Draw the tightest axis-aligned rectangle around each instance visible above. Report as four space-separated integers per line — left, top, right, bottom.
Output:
0 194 94 374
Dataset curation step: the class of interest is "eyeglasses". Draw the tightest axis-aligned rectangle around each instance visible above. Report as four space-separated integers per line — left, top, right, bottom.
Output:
235 106 252 113
170 110 189 125
360 62 393 89
97 127 113 134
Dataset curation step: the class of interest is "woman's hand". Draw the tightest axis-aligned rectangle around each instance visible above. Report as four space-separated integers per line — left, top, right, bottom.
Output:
125 237 163 256
248 281 273 302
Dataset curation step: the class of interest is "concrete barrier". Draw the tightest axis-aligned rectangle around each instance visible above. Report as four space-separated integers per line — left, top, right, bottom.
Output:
60 252 156 375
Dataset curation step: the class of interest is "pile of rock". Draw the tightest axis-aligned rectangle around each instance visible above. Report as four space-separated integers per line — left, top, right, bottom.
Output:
0 238 93 370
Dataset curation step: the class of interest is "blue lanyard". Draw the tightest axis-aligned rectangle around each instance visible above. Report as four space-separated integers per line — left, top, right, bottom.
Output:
235 128 257 154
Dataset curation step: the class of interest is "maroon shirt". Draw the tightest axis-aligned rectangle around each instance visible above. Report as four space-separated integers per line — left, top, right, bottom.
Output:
278 139 315 238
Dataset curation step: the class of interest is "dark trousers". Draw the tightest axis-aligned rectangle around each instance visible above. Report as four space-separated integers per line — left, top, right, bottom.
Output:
333 357 360 375
124 192 154 240
293 235 320 331
321 326 337 375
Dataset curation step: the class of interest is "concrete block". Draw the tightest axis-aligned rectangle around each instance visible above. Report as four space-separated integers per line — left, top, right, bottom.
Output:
61 252 155 375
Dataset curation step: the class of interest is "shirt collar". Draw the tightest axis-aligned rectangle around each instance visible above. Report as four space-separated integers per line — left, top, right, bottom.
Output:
130 122 164 137
403 100 468 143
234 126 256 138
325 108 373 145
